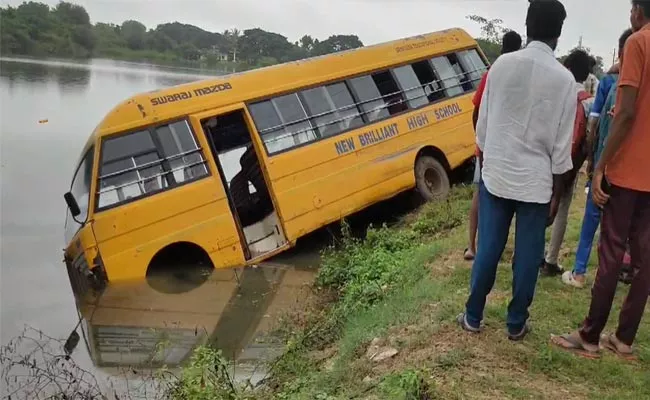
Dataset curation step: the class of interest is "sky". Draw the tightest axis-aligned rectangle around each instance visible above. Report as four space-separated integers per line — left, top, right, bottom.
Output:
1 0 633 62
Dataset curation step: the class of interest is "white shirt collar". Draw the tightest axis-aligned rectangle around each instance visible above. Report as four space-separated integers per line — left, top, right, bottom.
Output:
526 41 556 56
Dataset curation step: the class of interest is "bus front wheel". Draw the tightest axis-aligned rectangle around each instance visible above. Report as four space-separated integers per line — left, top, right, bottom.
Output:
415 156 450 201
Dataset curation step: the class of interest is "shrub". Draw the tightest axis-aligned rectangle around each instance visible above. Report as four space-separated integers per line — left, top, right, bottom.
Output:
316 222 422 311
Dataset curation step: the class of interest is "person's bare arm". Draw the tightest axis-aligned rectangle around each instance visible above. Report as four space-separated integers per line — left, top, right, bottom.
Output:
472 106 479 131
586 117 599 147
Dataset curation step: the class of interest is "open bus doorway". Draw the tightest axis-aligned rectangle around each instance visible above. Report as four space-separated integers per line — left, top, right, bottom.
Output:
201 110 287 260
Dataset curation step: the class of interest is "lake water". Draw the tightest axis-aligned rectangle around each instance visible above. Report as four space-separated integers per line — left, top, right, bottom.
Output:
0 58 323 397
0 57 219 343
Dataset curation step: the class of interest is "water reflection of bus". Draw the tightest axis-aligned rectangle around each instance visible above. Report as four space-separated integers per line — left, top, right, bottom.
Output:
62 27 487 291
76 266 314 368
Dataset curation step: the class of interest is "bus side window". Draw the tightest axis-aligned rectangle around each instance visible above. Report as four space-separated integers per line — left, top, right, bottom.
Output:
457 49 488 89
348 75 389 123
97 120 209 209
249 95 317 155
411 60 446 103
430 56 464 98
392 64 429 109
446 53 474 93
371 71 408 115
155 120 209 183
299 82 363 138
98 130 166 209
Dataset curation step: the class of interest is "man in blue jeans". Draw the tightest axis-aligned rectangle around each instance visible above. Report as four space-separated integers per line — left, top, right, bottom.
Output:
458 0 575 340
562 28 634 288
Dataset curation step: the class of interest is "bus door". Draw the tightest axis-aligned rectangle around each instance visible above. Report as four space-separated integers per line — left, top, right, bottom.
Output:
189 108 288 261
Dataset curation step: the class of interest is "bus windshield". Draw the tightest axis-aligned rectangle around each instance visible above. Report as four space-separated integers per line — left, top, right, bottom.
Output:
64 147 94 244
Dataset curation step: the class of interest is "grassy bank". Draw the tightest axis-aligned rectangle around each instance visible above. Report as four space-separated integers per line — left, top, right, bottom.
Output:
256 178 650 400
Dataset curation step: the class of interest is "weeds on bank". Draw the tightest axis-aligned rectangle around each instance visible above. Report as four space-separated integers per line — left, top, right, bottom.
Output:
265 187 473 399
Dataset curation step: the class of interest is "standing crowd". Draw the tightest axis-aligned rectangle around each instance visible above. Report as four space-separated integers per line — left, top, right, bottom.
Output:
459 0 650 359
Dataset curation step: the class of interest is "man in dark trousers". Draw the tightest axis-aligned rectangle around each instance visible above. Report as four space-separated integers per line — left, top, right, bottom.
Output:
552 0 650 359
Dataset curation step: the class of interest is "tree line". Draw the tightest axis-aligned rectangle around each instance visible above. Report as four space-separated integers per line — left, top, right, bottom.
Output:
1 2 606 75
467 14 606 76
0 1 364 70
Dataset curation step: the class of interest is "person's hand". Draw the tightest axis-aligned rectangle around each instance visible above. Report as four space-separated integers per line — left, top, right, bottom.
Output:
547 195 559 227
592 167 610 208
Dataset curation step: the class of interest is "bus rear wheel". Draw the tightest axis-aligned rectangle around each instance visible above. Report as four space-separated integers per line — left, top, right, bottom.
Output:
415 155 450 201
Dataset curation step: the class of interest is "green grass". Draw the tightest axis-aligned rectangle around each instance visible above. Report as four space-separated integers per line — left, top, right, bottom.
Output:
252 180 650 399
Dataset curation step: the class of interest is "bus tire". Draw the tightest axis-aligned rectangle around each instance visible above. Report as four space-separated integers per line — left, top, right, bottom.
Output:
415 156 450 202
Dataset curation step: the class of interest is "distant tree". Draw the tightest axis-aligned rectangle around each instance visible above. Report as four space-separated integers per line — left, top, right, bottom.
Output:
156 22 223 50
475 38 500 64
467 15 508 45
176 42 201 61
223 28 241 61
71 25 96 53
15 1 53 41
239 28 294 63
467 14 516 63
53 1 90 25
312 34 363 56
120 20 147 50
0 1 368 69
93 22 125 51
146 30 176 53
299 35 315 52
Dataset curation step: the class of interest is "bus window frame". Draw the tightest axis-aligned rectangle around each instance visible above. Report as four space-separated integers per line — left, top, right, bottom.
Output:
247 45 487 158
94 117 213 213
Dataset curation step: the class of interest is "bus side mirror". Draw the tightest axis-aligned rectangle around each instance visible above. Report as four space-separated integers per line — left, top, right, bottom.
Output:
64 192 81 217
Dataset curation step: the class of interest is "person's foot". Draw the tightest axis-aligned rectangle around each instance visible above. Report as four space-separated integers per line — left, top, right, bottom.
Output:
456 313 481 333
550 331 600 359
508 323 532 341
463 248 475 261
540 261 564 277
600 333 637 361
562 271 586 288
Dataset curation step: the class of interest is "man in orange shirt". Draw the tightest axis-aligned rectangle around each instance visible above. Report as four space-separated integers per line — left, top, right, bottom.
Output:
464 31 522 261
552 0 650 359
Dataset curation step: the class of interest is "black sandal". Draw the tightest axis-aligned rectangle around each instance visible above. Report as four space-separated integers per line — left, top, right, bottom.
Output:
540 261 564 277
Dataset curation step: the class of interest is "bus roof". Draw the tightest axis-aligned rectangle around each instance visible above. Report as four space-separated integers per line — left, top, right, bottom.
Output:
89 28 477 146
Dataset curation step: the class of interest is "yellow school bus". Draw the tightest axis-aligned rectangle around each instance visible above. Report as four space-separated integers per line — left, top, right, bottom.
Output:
63 28 487 289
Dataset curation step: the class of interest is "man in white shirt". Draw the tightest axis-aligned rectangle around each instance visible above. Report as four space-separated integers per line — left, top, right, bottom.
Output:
458 0 575 341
